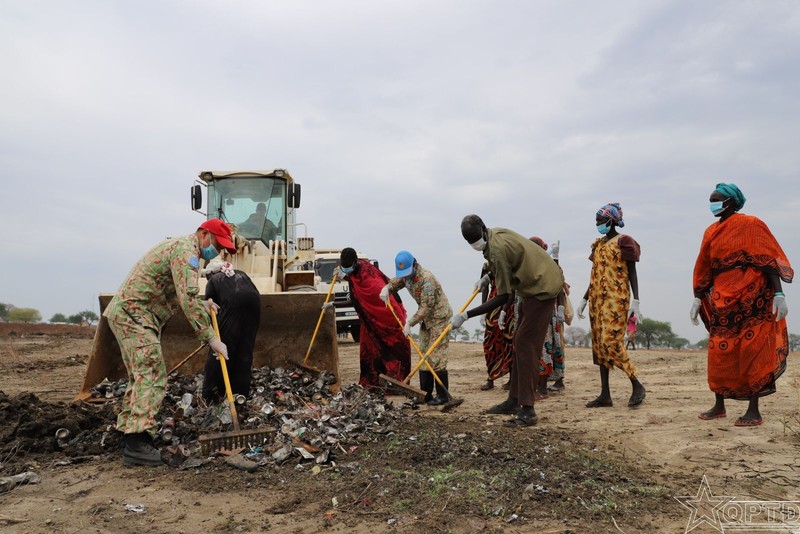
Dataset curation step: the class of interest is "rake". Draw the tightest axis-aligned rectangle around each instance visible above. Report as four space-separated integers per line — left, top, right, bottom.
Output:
198 307 273 454
379 288 479 411
292 272 339 374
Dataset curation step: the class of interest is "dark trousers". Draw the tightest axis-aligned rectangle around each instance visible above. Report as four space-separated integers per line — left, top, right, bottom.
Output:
509 296 556 406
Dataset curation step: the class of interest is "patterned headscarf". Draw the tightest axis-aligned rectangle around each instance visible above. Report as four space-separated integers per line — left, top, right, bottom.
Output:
596 203 624 227
715 183 746 211
529 236 547 250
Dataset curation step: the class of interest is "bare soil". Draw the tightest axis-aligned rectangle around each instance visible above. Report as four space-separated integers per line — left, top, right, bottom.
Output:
1 328 799 533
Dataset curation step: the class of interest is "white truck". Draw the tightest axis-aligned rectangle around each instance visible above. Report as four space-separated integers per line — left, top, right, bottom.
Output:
313 249 373 342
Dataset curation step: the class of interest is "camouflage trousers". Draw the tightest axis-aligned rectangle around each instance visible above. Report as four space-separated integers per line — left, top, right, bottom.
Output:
418 319 450 371
108 319 166 436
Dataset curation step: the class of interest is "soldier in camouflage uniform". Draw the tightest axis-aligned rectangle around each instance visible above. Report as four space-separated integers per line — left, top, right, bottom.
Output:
381 251 453 405
103 218 236 466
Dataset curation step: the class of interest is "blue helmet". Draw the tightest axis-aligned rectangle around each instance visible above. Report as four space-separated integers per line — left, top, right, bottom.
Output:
394 250 415 278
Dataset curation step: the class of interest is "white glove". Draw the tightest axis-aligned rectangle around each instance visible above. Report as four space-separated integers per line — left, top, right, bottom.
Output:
630 299 640 318
380 284 390 303
209 338 228 360
451 311 468 329
321 302 334 311
333 267 344 280
549 242 560 260
690 298 701 326
202 298 220 315
773 293 788 321
497 310 506 330
403 322 411 336
556 305 565 324
474 274 491 292
577 298 588 319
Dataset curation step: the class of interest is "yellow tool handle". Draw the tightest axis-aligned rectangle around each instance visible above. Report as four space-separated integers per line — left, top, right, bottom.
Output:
404 287 481 381
210 307 240 432
386 300 446 388
303 273 338 364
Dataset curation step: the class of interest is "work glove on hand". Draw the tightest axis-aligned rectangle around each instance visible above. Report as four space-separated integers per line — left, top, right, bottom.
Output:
773 293 788 321
556 305 565 324
209 338 228 360
321 302 335 311
451 311 468 329
403 321 411 336
474 274 491 292
690 298 701 326
549 242 560 260
630 299 640 318
202 298 220 315
497 310 507 331
379 284 391 303
577 298 588 320
332 267 344 280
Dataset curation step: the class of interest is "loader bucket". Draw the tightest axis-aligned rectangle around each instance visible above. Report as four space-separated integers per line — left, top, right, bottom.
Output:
76 292 339 402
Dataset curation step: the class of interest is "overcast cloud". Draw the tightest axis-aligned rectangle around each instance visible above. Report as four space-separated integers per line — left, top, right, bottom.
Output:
1 0 798 344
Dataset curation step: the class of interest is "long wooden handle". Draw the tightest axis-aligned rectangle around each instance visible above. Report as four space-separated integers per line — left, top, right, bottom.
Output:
303 273 338 364
386 300 445 387
210 307 240 432
396 287 481 382
167 343 207 375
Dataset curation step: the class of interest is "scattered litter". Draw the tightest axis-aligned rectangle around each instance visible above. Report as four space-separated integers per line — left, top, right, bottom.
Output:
124 504 145 514
506 513 519 523
0 472 40 493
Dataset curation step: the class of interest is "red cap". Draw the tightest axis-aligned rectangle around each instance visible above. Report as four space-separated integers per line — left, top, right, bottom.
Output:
199 219 236 254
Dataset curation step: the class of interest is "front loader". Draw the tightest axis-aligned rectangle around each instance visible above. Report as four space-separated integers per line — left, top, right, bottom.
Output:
76 170 339 401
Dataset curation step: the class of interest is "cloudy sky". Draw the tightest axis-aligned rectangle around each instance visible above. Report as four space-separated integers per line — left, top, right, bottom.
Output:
2 1 798 344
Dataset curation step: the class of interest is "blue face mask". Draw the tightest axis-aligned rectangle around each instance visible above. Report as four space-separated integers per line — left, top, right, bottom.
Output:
597 221 612 235
340 265 355 275
710 200 726 215
201 243 220 261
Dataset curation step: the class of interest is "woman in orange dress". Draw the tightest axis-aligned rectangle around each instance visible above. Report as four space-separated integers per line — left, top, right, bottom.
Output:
691 183 793 427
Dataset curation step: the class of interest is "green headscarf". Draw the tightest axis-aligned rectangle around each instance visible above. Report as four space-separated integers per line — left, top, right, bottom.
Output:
715 183 746 211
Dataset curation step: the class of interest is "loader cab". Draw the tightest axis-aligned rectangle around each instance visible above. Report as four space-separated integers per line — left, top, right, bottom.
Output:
194 171 300 248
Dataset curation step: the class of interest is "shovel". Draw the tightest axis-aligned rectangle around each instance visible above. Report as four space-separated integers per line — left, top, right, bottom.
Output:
293 273 339 373
198 308 273 454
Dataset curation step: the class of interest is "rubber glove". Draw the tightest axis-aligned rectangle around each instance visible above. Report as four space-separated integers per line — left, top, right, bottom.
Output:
321 302 334 311
556 305 565 324
630 299 640 318
474 274 491 292
549 242 560 260
497 310 506 330
690 298 701 326
451 312 468 329
202 298 220 315
379 284 390 303
773 292 788 321
577 298 588 319
403 322 411 336
209 338 228 360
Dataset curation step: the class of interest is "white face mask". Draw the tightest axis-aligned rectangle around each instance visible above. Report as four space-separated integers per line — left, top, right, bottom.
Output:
470 237 487 251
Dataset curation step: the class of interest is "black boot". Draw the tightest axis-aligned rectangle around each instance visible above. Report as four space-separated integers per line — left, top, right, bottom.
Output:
419 370 434 403
122 432 163 467
428 370 449 405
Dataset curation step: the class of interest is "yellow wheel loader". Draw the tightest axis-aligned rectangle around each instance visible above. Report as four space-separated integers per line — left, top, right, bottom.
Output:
76 170 339 401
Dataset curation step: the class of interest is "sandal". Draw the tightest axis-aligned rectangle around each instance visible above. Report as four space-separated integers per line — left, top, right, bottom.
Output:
480 380 494 391
734 417 763 427
504 413 538 427
586 398 613 408
698 410 726 420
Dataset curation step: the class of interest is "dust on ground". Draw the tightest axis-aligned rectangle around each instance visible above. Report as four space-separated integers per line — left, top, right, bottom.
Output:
1 329 799 533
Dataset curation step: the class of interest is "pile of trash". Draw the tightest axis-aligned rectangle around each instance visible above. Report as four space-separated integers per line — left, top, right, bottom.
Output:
88 367 408 469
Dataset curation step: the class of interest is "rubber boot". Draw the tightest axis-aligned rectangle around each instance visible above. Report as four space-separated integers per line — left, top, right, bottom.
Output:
428 370 449 406
419 370 434 403
122 432 163 467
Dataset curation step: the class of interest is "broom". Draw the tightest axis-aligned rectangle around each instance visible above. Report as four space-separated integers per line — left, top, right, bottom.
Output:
198 307 273 454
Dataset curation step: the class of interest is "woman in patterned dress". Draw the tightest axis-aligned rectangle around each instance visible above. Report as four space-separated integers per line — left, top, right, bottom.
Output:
577 203 646 408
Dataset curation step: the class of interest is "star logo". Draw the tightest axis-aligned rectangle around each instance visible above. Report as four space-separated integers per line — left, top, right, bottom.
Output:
675 476 734 533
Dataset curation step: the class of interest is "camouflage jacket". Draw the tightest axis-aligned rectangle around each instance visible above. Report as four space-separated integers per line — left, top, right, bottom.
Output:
388 263 452 328
103 234 214 341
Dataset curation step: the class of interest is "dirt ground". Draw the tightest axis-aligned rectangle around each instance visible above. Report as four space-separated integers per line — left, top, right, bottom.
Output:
1 330 799 533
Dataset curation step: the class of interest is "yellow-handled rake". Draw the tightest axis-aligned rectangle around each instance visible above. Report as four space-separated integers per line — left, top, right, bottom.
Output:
293 273 339 373
198 307 274 454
